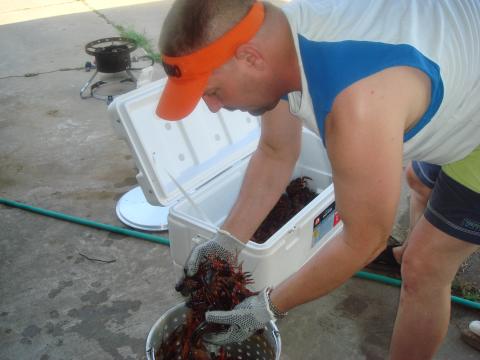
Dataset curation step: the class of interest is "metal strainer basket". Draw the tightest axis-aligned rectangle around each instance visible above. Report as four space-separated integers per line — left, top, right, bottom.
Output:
146 302 281 360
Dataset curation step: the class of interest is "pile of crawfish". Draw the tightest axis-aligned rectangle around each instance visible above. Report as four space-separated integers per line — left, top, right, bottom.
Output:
156 255 258 359
252 176 317 243
156 177 315 359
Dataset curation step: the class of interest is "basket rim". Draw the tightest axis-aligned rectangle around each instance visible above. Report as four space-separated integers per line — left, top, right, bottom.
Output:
145 302 281 360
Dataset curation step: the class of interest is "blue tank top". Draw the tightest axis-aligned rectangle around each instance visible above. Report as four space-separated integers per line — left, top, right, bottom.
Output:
298 35 444 144
282 0 480 165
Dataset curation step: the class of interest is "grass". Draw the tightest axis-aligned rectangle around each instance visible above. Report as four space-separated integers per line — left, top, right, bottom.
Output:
452 279 480 302
115 25 161 63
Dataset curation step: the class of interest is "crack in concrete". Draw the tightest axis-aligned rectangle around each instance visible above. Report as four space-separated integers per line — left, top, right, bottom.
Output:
0 67 86 80
79 0 117 28
0 1 116 81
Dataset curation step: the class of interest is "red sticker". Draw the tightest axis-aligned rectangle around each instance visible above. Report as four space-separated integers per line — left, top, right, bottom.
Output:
333 212 341 226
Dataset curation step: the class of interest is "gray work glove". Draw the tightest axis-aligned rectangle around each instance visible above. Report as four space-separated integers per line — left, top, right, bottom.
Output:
185 229 246 277
203 288 277 345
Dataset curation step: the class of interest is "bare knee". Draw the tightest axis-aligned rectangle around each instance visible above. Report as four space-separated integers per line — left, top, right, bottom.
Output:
406 164 432 204
401 253 431 295
401 252 454 297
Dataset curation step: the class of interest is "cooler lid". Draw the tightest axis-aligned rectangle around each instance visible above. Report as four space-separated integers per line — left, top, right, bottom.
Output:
109 78 260 206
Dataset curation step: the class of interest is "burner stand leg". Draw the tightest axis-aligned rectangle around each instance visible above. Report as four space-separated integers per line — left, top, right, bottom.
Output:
80 70 98 99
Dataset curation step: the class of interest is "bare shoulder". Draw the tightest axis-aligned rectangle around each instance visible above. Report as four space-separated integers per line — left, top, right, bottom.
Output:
329 66 431 135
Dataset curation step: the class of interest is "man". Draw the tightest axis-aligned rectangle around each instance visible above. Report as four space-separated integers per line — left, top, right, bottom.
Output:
156 1 480 358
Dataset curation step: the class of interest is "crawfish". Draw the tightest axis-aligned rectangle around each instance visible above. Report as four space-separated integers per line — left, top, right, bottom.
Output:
157 255 258 360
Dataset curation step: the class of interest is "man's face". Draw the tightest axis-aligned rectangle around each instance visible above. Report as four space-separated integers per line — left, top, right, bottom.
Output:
201 59 280 116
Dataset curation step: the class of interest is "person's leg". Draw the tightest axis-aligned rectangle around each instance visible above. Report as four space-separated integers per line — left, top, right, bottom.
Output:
390 149 480 359
391 162 438 263
389 216 479 359
405 163 434 230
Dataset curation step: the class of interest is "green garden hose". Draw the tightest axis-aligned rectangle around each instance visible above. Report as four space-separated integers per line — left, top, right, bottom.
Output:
1 197 479 310
354 270 480 310
0 197 169 246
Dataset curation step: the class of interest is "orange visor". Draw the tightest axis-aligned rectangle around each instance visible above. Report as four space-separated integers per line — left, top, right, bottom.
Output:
156 2 265 120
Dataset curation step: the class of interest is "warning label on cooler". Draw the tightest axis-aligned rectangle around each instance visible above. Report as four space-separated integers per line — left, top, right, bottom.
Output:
312 202 339 247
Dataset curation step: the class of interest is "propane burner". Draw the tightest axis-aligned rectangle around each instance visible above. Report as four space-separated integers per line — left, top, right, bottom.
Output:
80 37 152 103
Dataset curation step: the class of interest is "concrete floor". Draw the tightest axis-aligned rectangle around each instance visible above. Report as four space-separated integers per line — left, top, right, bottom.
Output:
0 1 478 359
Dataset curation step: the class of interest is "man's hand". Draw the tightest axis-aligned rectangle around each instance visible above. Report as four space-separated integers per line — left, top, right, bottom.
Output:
184 229 246 277
203 288 276 345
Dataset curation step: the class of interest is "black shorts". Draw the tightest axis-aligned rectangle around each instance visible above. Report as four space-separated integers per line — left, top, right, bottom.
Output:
412 160 480 245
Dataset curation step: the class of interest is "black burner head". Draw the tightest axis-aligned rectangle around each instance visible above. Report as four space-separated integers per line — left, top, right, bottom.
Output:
85 37 137 73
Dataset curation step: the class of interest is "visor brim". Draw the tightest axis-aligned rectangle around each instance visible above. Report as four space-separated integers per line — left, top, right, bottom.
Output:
156 74 210 121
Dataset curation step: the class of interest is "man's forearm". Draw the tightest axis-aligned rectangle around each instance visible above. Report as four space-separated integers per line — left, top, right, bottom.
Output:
222 147 297 243
270 230 386 312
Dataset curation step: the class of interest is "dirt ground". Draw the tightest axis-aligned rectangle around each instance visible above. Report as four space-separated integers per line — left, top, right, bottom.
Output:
456 252 480 298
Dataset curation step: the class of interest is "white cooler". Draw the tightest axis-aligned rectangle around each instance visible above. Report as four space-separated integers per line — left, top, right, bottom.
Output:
108 78 343 291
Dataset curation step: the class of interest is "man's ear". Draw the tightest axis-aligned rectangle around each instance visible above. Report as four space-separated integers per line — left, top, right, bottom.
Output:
235 43 265 70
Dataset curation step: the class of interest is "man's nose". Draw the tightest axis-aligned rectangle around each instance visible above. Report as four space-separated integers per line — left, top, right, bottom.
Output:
202 94 223 113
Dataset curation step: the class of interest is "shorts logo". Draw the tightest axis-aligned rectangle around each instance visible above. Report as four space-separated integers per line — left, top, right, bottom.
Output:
462 218 480 232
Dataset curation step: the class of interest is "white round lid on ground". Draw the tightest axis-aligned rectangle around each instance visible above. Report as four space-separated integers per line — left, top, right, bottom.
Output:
116 186 170 231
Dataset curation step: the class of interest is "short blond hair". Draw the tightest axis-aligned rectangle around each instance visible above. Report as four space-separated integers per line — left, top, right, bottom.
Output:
159 0 256 56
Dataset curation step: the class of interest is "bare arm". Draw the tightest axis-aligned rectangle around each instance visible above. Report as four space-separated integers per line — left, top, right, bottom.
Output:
270 66 430 311
222 100 302 242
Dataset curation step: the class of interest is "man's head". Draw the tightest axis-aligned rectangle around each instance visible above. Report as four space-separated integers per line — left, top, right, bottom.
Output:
156 0 299 120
